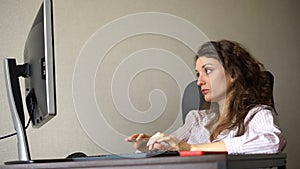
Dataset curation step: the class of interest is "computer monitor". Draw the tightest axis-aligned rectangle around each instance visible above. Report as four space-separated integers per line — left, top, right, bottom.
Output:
4 0 55 162
24 0 56 128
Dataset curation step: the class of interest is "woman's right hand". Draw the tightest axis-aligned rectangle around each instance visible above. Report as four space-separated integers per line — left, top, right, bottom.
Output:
125 133 151 152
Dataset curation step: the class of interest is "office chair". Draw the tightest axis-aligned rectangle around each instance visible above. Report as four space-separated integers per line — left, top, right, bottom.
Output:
181 80 205 123
262 71 275 108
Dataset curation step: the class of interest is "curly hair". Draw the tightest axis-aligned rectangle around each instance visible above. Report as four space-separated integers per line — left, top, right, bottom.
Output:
196 40 275 141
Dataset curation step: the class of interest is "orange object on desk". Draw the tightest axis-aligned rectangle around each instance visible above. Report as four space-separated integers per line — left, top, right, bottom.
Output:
179 151 227 156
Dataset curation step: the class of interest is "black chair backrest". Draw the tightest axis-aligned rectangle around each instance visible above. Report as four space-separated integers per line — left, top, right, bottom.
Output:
181 80 205 123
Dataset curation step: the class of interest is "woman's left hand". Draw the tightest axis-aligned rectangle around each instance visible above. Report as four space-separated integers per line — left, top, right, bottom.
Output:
146 132 191 151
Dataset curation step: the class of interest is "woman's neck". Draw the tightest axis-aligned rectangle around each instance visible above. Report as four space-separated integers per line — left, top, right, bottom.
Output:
217 95 231 123
218 98 226 115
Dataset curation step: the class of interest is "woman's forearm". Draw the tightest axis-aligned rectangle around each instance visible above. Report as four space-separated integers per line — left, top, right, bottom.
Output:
189 141 227 152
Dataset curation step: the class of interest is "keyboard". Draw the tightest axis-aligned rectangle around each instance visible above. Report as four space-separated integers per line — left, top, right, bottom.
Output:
70 151 180 161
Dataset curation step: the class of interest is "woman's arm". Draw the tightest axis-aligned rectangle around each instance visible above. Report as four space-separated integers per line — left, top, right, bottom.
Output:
223 108 286 154
190 141 227 151
147 132 227 152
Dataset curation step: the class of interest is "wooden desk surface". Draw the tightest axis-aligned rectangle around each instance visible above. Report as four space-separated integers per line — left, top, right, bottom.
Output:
0 153 286 169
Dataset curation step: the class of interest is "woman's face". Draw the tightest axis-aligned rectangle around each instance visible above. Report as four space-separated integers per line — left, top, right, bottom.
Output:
195 56 233 103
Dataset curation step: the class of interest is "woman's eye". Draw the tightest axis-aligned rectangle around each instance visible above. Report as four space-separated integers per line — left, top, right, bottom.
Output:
196 72 200 77
205 68 212 74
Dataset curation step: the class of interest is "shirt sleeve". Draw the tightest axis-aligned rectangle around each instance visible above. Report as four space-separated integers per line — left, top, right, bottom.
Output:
224 108 286 154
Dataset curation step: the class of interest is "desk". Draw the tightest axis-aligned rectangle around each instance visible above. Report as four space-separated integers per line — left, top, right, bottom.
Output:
0 153 286 169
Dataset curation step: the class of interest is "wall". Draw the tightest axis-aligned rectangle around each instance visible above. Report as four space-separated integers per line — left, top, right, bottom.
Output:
0 0 299 168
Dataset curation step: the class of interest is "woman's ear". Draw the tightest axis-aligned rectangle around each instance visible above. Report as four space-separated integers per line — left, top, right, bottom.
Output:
228 71 236 83
226 73 235 84
230 75 235 83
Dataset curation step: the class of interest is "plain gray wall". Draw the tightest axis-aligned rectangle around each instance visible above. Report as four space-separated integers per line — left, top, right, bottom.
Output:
0 0 299 168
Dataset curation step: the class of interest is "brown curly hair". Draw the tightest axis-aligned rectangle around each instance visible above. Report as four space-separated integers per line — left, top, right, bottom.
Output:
196 40 275 141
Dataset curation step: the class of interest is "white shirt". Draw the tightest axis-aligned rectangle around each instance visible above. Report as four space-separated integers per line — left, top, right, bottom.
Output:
172 105 286 154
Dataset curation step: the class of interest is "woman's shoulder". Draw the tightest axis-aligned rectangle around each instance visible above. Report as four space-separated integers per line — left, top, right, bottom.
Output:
185 110 205 120
187 109 216 116
248 105 274 114
186 109 219 123
245 105 277 122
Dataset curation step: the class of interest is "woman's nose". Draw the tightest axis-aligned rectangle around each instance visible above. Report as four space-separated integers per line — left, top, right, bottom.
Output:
197 74 205 86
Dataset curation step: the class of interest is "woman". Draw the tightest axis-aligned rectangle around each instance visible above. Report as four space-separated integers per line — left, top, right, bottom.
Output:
125 40 286 154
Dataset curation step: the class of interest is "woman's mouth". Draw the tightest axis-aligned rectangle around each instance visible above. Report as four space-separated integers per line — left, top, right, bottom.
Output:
201 89 209 95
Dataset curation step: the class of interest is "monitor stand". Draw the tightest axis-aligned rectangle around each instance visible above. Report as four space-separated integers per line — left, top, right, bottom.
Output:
4 58 31 163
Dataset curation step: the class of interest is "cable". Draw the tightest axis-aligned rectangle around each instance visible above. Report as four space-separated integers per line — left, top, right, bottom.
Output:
0 132 16 140
0 112 32 140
